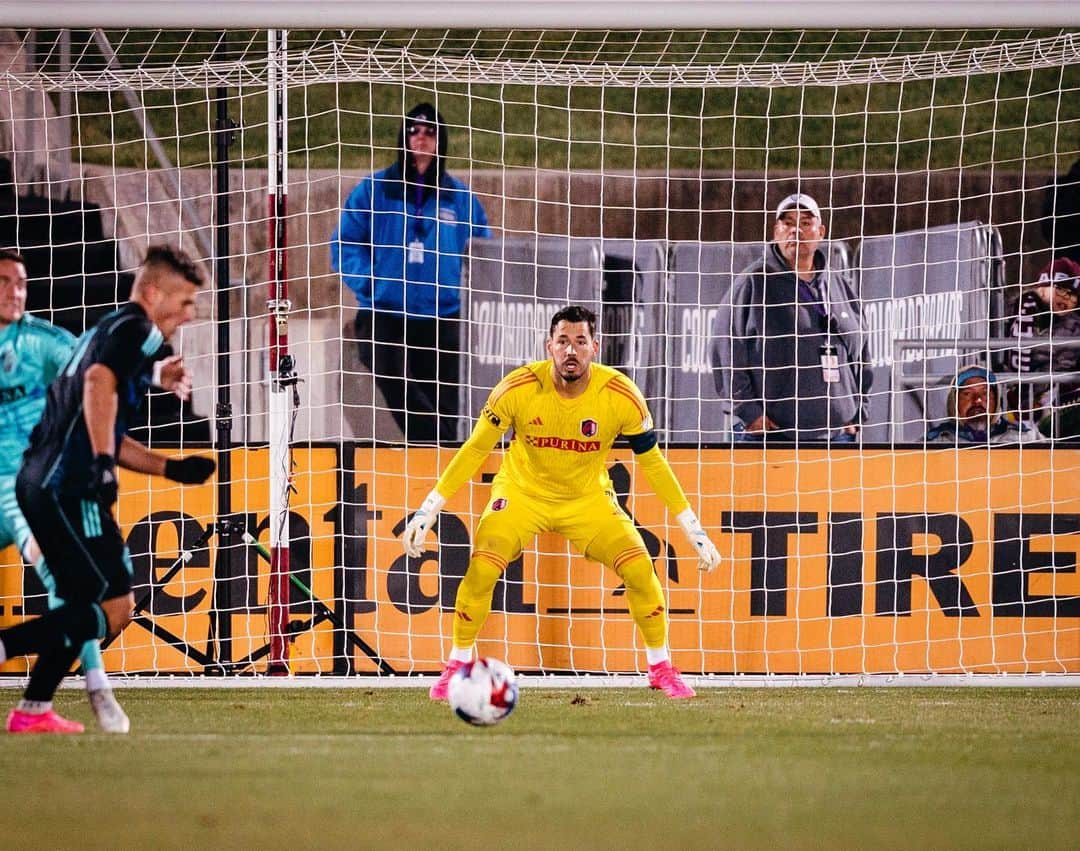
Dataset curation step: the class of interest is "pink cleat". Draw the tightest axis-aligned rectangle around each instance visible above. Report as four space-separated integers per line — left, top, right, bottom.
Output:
429 659 467 701
7 709 85 734
648 661 696 699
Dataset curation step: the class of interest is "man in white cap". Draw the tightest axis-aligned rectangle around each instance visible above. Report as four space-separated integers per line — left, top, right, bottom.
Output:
712 192 871 442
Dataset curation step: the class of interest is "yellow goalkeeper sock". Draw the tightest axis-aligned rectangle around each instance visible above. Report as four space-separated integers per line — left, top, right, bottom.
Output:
613 548 668 650
452 551 506 650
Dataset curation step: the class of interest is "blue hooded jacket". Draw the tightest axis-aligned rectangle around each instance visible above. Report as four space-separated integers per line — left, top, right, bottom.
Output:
331 103 490 318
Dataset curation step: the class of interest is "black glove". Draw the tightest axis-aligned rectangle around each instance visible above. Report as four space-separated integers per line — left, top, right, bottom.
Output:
87 454 119 504
164 456 216 485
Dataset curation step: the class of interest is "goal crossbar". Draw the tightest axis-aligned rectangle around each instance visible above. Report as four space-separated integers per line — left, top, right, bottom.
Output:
4 1 1079 30
6 32 1078 92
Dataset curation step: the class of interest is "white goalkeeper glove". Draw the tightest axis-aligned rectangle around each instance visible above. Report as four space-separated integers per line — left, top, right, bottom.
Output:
403 489 447 558
676 508 722 573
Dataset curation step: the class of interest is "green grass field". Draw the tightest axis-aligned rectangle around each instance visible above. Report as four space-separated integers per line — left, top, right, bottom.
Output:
0 686 1076 849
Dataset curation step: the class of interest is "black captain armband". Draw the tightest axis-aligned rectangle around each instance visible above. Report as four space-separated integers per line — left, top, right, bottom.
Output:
626 430 658 454
481 405 502 428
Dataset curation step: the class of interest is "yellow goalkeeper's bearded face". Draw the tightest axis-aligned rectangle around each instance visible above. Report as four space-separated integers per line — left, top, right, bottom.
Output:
547 319 599 384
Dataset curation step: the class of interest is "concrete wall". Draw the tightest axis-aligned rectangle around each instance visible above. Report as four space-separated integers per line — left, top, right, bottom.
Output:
78 164 1059 309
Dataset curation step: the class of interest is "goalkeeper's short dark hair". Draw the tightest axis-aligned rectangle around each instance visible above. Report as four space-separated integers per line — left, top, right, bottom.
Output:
549 305 597 337
141 244 205 288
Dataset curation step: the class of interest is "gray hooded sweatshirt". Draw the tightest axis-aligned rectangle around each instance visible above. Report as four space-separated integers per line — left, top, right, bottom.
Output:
712 242 871 440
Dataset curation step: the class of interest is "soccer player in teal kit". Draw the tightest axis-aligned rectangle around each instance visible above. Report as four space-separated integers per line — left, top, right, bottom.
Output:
0 246 206 730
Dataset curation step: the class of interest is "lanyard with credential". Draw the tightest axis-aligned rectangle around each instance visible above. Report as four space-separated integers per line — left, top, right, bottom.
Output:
803 273 842 384
407 183 430 264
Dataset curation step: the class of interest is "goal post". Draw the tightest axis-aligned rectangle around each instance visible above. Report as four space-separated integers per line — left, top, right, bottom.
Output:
0 6 1077 682
266 27 293 674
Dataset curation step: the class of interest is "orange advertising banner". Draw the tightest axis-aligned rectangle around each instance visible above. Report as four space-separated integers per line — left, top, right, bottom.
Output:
1 446 1077 675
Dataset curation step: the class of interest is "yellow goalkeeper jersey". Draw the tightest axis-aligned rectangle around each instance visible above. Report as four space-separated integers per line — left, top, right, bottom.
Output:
434 360 691 513
493 360 653 498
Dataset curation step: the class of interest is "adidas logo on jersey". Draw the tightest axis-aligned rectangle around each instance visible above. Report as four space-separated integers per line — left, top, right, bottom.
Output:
528 416 543 426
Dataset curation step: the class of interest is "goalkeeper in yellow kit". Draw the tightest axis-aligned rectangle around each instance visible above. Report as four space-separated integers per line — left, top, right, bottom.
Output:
403 305 721 699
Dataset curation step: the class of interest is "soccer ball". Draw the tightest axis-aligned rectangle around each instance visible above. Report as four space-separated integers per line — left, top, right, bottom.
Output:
447 657 519 726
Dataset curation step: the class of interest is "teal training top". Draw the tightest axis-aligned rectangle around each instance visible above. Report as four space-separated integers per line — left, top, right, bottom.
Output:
0 315 76 478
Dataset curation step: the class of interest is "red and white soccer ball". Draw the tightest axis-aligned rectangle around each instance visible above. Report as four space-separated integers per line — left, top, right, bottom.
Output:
447 657 519 726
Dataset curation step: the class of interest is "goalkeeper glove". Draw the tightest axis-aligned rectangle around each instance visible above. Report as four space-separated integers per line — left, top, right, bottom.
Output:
676 507 722 573
164 456 216 485
403 489 446 558
87 454 119 505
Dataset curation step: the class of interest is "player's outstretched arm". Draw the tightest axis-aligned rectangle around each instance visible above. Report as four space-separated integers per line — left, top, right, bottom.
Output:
82 363 123 502
401 413 504 557
84 363 120 458
118 435 215 484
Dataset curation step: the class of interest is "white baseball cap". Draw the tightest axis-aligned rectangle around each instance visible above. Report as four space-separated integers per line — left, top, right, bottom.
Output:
775 193 822 220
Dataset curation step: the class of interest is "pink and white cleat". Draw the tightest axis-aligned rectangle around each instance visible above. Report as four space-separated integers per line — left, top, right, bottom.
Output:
428 659 467 701
647 661 696 699
6 708 85 734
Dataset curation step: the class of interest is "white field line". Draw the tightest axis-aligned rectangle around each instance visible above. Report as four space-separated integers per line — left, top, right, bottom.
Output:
1 674 1078 689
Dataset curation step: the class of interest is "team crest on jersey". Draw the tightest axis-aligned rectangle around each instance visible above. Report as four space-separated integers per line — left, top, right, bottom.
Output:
580 418 598 437
491 498 508 512
0 344 14 374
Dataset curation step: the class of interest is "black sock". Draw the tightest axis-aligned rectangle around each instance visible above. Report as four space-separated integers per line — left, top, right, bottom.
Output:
24 645 83 703
0 603 104 658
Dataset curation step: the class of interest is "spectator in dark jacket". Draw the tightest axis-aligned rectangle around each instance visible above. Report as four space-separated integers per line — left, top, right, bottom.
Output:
331 103 490 443
711 193 871 442
1006 257 1080 439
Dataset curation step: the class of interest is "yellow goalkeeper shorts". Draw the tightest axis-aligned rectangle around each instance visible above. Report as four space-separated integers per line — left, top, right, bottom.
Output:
471 483 648 569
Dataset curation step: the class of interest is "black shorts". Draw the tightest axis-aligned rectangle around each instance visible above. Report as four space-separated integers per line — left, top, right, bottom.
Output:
15 478 132 604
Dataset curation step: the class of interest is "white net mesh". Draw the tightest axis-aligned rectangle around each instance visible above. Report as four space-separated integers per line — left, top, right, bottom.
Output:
0 26 1077 678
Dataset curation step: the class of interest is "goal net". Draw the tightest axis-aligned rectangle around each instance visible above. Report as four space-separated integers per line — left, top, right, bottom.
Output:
0 18 1077 680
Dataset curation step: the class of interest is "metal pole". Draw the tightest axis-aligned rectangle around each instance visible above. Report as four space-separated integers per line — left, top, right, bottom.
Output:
209 31 238 670
266 28 295 675
57 30 71 193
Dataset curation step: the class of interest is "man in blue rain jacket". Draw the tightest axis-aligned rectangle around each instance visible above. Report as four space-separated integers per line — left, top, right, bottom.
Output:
332 102 490 443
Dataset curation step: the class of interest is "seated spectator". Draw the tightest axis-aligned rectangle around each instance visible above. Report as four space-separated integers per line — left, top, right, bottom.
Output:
925 366 1042 444
1005 257 1080 439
